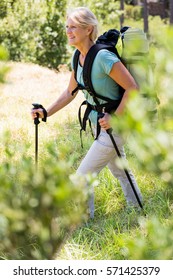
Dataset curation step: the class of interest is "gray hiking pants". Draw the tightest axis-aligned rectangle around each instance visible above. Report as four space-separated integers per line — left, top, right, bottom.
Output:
76 129 142 218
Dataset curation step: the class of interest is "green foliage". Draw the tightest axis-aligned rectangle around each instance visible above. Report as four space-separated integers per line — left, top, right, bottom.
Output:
126 4 143 21
67 1 144 30
0 1 42 62
0 134 88 260
0 45 9 84
0 0 67 68
111 25 173 184
67 0 121 30
36 0 67 68
127 217 173 259
104 25 173 259
0 0 7 19
1 4 173 260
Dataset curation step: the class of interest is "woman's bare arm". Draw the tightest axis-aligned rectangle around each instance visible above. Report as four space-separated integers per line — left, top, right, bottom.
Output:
31 70 78 119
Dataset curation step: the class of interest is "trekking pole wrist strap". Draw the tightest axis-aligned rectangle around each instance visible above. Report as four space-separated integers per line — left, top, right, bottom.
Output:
40 105 47 122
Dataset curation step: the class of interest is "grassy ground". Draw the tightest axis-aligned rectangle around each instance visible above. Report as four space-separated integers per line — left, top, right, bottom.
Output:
55 125 170 260
0 61 172 260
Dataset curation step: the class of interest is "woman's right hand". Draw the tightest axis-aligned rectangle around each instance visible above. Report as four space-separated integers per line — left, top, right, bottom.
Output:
31 108 44 120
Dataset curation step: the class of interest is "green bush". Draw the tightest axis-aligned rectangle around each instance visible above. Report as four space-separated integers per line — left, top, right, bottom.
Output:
125 4 142 21
110 26 173 259
0 137 88 260
0 45 9 83
0 0 7 19
36 0 67 68
0 0 67 68
127 217 173 259
0 1 42 62
111 24 173 180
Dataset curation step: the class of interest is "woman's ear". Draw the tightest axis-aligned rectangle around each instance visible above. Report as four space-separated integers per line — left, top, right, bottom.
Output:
87 25 93 37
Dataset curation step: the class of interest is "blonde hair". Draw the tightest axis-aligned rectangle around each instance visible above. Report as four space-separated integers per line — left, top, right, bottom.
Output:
67 7 99 42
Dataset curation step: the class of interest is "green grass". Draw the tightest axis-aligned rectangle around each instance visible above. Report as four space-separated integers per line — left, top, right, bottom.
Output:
1 61 173 260
1 103 172 260
54 122 172 260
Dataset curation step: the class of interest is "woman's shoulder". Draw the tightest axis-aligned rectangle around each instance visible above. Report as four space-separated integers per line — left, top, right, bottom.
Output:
92 48 120 75
95 48 120 63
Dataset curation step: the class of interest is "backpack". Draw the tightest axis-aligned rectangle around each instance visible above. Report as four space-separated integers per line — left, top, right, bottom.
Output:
72 26 150 147
120 27 159 113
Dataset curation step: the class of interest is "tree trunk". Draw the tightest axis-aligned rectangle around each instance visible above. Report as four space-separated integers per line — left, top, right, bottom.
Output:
143 0 149 33
120 0 124 28
170 0 173 25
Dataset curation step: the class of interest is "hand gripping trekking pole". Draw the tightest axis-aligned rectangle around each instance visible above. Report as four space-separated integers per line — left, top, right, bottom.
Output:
98 112 143 210
32 103 47 167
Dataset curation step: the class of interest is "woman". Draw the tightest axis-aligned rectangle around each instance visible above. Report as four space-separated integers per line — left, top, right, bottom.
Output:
31 7 142 218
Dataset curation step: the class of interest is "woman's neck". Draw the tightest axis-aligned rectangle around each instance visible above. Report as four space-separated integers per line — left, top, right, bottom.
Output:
78 41 95 66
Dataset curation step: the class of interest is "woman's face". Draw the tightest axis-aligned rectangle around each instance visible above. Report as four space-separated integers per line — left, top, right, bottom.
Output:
66 18 91 47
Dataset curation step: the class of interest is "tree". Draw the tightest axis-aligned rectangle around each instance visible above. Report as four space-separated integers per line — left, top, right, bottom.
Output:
143 0 149 33
120 0 125 28
170 0 173 24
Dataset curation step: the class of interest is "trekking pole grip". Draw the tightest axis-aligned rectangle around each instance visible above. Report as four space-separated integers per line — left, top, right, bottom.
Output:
32 103 41 125
98 112 113 134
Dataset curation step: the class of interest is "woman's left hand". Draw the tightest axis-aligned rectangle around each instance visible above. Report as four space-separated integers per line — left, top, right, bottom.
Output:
98 112 111 130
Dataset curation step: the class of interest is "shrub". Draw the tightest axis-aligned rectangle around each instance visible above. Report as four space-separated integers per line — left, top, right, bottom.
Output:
127 217 173 259
36 0 67 68
0 45 9 83
125 4 142 21
0 137 88 260
0 0 67 68
0 0 7 19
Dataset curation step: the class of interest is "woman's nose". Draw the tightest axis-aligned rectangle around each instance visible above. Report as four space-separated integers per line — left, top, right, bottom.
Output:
66 27 72 34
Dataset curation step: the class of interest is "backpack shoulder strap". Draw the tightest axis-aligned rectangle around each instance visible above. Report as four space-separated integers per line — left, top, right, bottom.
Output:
83 44 115 102
71 49 86 96
73 49 80 81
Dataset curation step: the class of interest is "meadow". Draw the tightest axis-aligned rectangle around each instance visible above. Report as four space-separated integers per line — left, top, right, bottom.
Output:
1 59 173 260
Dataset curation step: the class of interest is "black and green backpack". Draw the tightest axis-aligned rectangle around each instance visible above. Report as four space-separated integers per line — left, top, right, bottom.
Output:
72 27 150 146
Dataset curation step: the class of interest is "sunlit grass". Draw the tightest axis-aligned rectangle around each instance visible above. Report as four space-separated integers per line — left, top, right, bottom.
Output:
0 62 84 162
1 61 173 260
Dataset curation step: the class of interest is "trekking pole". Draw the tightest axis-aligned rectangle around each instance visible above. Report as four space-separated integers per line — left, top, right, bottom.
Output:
32 103 41 167
32 103 47 167
98 112 143 210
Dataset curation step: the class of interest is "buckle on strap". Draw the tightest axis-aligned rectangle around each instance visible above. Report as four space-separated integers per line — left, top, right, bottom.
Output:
71 83 85 96
90 103 105 113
